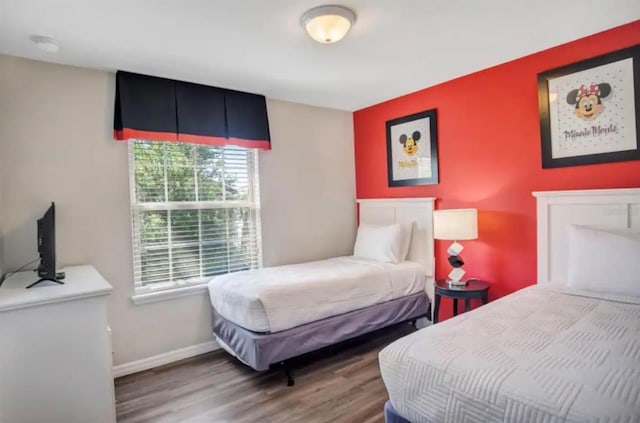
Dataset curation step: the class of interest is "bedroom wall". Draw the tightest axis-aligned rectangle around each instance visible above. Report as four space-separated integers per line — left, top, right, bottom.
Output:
353 21 640 317
0 55 356 366
0 59 7 279
260 99 356 266
0 182 4 279
0 128 3 279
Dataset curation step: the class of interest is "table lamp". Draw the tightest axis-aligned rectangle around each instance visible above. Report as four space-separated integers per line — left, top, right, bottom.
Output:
433 209 478 286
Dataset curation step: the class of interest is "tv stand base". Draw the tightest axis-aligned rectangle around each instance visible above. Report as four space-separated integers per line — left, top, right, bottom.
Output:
26 278 65 289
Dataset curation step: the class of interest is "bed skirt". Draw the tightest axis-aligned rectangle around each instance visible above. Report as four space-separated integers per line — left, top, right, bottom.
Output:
212 291 429 371
384 401 411 423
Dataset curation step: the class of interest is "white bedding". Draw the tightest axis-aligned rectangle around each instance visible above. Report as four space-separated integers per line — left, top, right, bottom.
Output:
380 284 640 422
207 256 426 333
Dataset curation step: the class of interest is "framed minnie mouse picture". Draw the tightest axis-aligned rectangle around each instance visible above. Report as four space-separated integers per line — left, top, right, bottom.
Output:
386 109 439 186
537 45 640 168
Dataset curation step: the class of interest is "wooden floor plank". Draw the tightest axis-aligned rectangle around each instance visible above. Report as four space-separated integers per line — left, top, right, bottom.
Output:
115 323 415 422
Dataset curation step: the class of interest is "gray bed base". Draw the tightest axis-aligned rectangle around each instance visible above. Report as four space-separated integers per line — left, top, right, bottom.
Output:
385 400 411 423
212 291 430 383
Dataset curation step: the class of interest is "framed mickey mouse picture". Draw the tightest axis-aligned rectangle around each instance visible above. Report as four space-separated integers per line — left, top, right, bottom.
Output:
538 45 640 168
386 109 439 187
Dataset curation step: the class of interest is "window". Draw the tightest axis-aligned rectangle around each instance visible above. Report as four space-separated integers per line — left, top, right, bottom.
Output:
129 140 262 295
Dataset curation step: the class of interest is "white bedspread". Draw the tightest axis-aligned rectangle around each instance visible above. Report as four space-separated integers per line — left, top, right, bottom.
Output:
208 256 425 333
379 284 640 422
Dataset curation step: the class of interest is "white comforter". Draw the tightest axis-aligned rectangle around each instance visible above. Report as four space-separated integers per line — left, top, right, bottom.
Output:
380 284 640 423
208 256 425 333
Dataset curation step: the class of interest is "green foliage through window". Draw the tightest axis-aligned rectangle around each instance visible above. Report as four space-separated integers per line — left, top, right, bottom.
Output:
130 140 261 288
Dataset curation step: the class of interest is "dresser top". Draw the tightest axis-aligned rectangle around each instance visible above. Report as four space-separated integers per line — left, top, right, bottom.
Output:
0 265 112 312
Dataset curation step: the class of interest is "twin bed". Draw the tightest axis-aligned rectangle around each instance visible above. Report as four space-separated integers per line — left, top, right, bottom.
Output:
382 188 640 422
207 198 436 384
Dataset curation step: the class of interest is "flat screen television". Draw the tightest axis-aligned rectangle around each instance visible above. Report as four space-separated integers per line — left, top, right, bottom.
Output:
26 202 65 289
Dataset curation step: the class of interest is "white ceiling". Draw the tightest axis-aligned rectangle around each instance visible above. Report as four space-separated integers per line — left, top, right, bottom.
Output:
1 0 638 111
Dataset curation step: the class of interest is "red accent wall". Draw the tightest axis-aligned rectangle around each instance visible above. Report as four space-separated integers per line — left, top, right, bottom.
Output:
354 21 640 319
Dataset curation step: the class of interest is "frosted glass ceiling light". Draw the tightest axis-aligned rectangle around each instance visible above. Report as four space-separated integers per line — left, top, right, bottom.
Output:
301 5 356 44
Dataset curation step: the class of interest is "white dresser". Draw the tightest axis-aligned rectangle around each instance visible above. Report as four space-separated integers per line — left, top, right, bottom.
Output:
0 265 115 423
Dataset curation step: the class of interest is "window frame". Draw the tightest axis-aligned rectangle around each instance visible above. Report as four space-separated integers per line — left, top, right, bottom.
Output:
127 140 263 303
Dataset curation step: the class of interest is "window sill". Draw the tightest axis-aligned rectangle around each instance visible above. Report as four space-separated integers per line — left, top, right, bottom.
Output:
131 283 209 305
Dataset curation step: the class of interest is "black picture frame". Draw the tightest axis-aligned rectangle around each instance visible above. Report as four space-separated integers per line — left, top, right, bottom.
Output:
537 45 640 168
386 109 439 187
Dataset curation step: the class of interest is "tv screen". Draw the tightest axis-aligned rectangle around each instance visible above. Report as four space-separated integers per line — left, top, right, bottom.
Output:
37 202 56 279
25 202 65 288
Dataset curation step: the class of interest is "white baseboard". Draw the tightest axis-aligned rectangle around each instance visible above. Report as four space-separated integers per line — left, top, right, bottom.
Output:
113 340 220 378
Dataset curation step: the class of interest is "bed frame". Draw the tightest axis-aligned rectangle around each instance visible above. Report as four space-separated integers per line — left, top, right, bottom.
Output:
384 187 640 423
533 187 640 284
357 198 436 311
213 197 436 386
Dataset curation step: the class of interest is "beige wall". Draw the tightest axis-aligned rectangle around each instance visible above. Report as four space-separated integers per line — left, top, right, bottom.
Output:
261 99 356 266
0 123 3 278
0 59 5 278
0 55 356 365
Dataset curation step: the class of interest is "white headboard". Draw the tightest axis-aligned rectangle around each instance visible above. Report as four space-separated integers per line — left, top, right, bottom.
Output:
533 188 640 284
356 198 436 299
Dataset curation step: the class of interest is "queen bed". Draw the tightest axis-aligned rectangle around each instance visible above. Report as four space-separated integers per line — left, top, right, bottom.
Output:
381 188 640 422
208 198 436 384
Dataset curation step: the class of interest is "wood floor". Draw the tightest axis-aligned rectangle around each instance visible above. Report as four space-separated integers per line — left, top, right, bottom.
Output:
115 323 415 423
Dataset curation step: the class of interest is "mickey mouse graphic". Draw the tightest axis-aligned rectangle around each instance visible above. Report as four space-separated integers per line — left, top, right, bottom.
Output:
399 131 421 157
566 82 611 121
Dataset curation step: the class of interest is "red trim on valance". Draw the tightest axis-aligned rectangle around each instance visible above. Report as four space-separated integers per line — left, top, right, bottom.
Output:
174 134 271 150
114 130 271 150
114 128 177 142
227 137 271 150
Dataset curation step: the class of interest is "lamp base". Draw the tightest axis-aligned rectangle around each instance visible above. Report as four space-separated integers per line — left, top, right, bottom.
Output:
448 266 466 282
445 241 468 287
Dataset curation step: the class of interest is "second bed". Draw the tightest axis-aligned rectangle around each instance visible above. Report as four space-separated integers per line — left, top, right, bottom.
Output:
379 188 640 422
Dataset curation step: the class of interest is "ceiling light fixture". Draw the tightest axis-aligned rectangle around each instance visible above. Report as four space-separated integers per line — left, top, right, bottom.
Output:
30 35 59 53
301 5 356 44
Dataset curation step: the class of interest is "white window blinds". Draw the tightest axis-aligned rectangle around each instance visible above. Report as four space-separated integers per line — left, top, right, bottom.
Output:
129 140 262 293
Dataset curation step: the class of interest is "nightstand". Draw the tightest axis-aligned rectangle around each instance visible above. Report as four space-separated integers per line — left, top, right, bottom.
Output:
433 279 489 323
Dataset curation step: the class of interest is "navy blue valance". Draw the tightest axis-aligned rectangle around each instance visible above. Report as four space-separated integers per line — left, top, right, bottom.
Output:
114 71 271 150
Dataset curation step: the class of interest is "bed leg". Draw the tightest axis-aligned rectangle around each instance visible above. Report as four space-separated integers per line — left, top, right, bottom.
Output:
281 361 295 387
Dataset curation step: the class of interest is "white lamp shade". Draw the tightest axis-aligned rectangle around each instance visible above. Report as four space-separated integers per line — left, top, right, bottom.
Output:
433 209 478 240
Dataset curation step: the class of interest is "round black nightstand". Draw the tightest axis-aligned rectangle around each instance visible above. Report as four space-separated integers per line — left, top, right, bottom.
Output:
433 280 489 323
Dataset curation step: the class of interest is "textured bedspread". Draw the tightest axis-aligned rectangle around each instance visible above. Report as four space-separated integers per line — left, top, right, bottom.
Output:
379 284 640 422
208 256 425 333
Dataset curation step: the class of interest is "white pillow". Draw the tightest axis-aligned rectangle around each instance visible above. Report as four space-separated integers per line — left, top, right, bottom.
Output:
353 223 403 263
567 225 640 297
398 222 415 261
